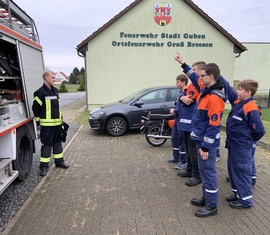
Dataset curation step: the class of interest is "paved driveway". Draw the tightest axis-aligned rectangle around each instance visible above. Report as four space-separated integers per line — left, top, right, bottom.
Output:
4 127 270 235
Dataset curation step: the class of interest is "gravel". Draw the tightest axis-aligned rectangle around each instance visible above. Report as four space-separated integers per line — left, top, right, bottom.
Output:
0 123 81 233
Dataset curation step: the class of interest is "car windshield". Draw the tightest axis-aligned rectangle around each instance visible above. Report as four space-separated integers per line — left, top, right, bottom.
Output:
120 88 150 103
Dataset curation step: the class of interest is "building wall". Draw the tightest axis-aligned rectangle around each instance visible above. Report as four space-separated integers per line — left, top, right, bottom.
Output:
234 43 270 92
85 0 237 107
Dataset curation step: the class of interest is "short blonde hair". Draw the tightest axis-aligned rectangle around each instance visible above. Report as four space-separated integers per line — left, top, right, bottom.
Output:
42 70 54 80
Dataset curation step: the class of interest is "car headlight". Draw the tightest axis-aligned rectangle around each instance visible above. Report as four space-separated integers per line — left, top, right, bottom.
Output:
91 111 105 118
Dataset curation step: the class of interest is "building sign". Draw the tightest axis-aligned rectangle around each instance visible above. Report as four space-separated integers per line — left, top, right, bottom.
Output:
111 32 214 48
154 3 172 26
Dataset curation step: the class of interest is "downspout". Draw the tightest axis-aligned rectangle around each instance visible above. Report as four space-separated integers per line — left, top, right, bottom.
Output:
77 50 88 110
235 52 241 58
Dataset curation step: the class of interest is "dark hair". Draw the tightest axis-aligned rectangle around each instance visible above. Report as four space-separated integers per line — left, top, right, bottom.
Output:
192 61 206 70
176 74 188 85
203 63 220 80
238 79 258 96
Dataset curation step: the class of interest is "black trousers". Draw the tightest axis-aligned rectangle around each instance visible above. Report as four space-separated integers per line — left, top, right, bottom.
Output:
182 131 200 179
40 125 63 169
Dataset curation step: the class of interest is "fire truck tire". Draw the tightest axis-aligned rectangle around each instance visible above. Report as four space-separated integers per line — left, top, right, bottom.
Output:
13 126 33 181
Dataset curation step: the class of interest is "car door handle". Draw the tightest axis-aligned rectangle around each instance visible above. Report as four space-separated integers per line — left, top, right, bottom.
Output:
161 105 168 108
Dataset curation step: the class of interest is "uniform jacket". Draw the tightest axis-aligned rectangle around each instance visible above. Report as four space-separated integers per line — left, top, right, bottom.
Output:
182 63 226 151
178 83 200 132
32 84 62 126
173 90 182 121
219 76 266 147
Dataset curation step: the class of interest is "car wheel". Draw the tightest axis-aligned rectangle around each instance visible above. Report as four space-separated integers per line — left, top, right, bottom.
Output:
106 116 127 136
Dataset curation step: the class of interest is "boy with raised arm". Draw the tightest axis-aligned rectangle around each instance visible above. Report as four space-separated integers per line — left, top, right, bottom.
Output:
175 53 226 217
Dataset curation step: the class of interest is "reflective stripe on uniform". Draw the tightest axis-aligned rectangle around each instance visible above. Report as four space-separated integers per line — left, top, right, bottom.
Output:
203 136 215 144
205 188 218 194
34 96 43 106
40 157 51 163
39 118 62 126
232 115 243 121
46 99 51 120
54 152 63 159
240 194 252 201
180 118 192 124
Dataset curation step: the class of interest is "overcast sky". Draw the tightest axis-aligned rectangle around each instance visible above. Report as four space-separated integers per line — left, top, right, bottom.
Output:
14 0 270 75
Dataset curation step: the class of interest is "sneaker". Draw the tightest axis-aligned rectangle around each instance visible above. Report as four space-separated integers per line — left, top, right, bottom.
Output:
216 157 220 162
175 162 187 170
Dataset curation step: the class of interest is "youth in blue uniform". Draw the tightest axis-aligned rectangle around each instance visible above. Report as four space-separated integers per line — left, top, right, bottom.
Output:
219 77 265 208
175 53 225 218
168 74 188 168
176 61 204 186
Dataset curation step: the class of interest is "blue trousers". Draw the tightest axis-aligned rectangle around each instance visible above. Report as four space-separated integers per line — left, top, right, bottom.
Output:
251 144 257 184
171 120 186 163
227 141 253 207
196 142 218 206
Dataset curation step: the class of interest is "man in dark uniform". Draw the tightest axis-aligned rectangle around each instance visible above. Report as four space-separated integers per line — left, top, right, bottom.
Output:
32 71 69 177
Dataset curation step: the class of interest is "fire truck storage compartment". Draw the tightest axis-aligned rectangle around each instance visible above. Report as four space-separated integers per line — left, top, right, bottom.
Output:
0 38 26 129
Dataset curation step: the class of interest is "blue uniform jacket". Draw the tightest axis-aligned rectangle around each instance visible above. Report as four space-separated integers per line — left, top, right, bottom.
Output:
182 64 226 151
178 83 200 132
173 91 181 121
219 76 266 147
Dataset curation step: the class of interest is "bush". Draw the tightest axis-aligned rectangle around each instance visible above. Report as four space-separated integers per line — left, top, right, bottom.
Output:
59 83 68 93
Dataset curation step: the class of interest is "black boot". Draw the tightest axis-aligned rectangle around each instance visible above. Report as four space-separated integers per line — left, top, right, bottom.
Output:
55 162 70 169
195 206 218 217
226 194 237 202
39 168 48 177
177 171 191 177
191 197 205 207
186 177 202 186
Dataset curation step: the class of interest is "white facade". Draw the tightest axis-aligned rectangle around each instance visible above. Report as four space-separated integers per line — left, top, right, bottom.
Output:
77 0 245 107
234 43 270 92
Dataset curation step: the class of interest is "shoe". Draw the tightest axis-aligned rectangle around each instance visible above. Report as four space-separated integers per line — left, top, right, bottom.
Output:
175 162 187 170
39 169 48 177
195 206 218 218
185 177 202 186
55 163 70 169
191 197 205 207
226 194 237 202
215 157 220 162
167 158 179 163
177 171 192 177
229 201 252 209
226 177 230 182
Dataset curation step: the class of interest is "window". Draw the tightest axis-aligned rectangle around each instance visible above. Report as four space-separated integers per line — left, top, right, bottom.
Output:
168 88 179 102
139 89 166 104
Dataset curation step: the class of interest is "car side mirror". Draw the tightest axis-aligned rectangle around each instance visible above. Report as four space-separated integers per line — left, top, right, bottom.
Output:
134 100 144 107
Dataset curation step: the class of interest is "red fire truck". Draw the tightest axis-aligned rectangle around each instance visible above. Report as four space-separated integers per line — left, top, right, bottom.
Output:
0 0 44 194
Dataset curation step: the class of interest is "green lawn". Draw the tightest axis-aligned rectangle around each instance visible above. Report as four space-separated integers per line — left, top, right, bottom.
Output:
74 110 89 125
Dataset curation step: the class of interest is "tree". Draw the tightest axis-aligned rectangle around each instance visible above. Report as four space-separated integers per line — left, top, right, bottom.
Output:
80 67 85 74
69 73 77 84
77 72 85 91
73 67 80 76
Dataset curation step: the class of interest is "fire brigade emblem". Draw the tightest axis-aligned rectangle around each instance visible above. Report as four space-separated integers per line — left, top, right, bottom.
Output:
154 3 172 26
